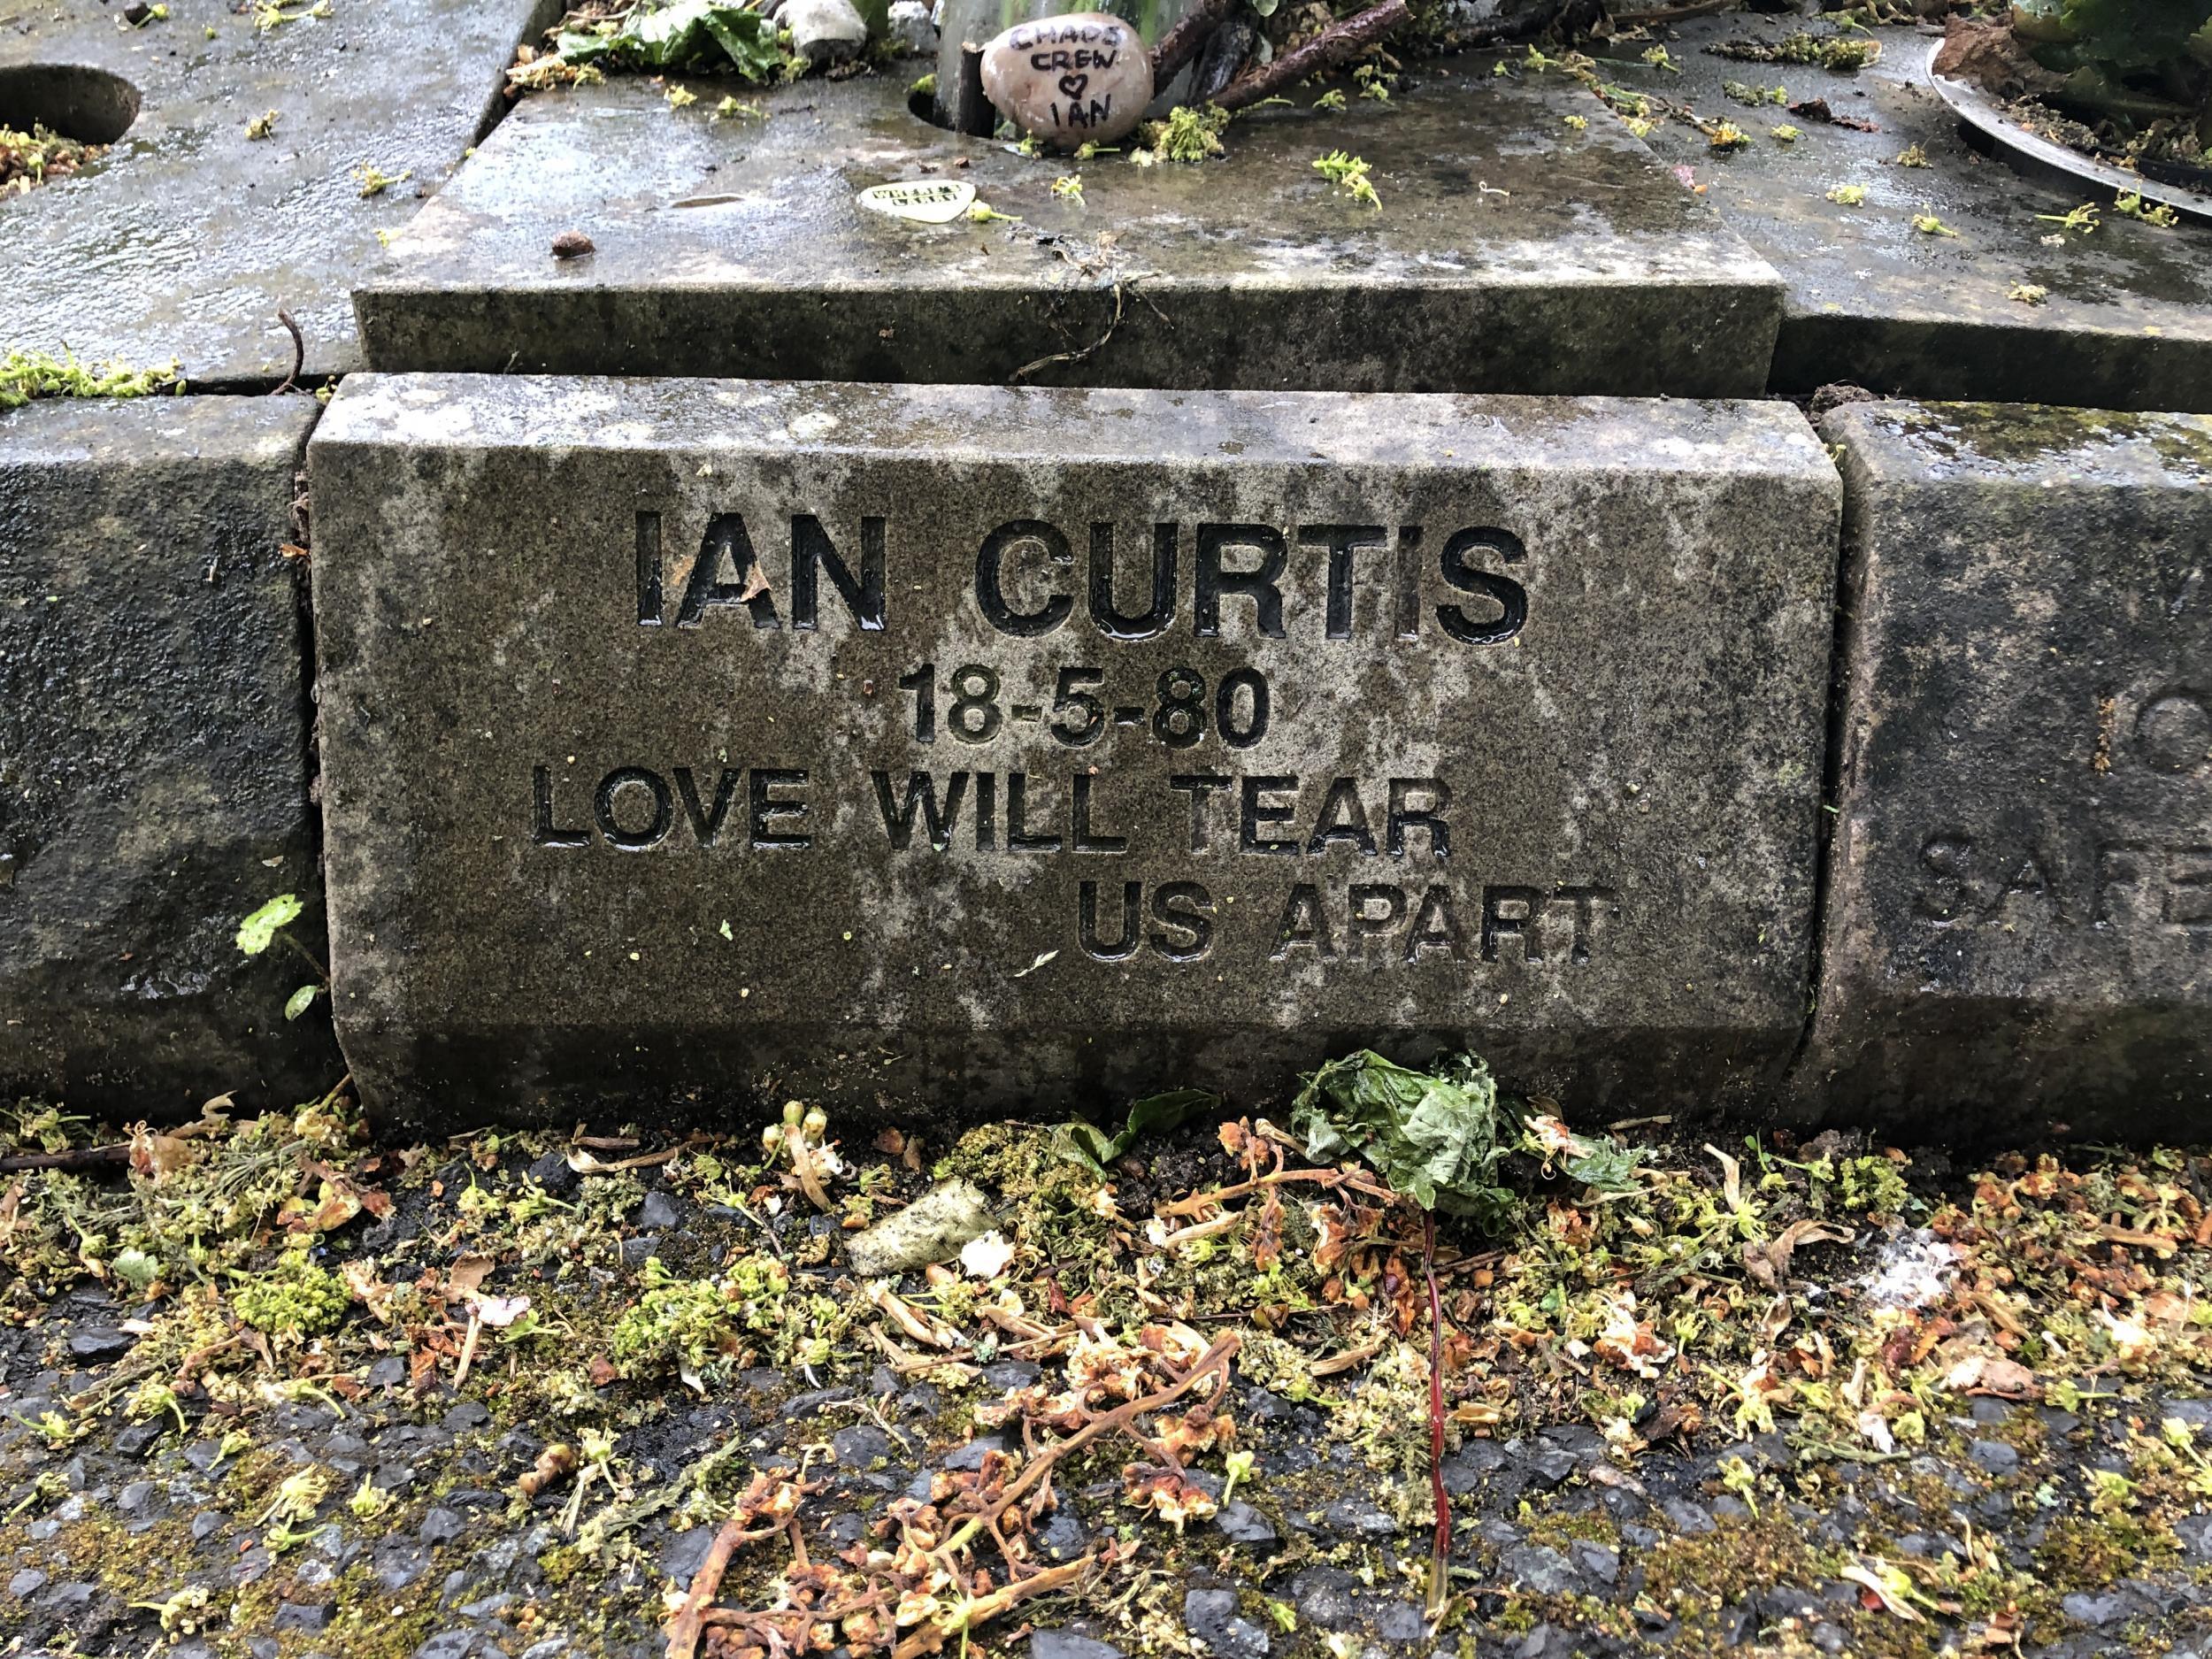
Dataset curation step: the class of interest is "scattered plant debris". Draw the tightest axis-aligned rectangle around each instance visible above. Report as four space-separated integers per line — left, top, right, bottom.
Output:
0 124 104 196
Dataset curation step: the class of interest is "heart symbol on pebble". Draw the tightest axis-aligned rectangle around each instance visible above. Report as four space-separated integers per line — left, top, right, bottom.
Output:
1057 73 1089 99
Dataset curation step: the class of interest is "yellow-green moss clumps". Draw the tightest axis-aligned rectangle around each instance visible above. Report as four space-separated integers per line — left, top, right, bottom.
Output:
0 348 180 410
230 1249 349 1337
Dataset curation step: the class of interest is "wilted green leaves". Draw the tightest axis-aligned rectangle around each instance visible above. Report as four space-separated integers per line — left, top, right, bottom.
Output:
1054 1088 1218 1179
1291 1050 1525 1228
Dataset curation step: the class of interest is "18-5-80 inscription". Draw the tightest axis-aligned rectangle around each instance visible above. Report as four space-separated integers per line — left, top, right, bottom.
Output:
310 376 1838 1124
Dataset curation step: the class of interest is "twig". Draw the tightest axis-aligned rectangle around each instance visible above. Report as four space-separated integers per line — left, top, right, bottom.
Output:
0 1144 128 1174
936 1336 1239 1559
1157 1165 1393 1218
452 1309 483 1390
270 309 303 396
1011 280 1127 383
1211 0 1409 112
891 1557 1094 1659
1150 0 1239 86
665 1514 764 1659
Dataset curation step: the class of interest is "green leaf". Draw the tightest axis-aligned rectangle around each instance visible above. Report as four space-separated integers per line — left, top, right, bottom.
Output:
283 983 323 1022
111 1248 160 1291
557 0 790 77
1288 1050 1525 1229
1052 1087 1219 1179
235 894 303 956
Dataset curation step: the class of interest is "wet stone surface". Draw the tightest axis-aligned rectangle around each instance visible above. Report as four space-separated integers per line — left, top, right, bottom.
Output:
0 0 551 383
0 395 339 1114
1604 16 2212 412
1801 399 2212 1136
308 373 1838 1126
354 65 1781 396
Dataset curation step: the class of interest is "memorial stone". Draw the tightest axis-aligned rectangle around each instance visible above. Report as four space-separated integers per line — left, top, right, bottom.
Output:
309 373 1839 1128
0 0 555 381
979 12 1154 150
1613 16 2212 412
352 68 1782 396
0 396 338 1112
1803 400 2212 1136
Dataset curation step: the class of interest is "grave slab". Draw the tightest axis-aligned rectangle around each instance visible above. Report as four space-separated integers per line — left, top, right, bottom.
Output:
310 373 1839 1128
0 395 339 1113
352 67 1781 396
1607 18 2212 412
1804 400 2212 1137
0 0 552 384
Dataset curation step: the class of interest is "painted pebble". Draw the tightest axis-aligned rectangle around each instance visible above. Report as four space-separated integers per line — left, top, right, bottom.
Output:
979 11 1153 150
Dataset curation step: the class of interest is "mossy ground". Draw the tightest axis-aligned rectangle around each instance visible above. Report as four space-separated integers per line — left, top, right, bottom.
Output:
4 1099 2212 1658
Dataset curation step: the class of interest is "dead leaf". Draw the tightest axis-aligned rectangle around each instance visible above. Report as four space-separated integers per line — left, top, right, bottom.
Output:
445 1256 494 1302
128 1125 197 1179
1947 1353 2037 1399
1842 1558 1926 1623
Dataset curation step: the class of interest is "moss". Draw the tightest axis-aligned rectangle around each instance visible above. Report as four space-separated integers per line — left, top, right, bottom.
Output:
2035 1510 2181 1588
1129 104 1232 165
1638 1515 1830 1609
0 347 180 411
232 1249 350 1338
1886 402 2212 479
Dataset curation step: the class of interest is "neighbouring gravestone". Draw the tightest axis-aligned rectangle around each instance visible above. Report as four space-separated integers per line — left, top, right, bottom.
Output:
1613 17 2212 413
0 0 552 382
352 67 1783 396
309 374 1839 1128
1803 400 2212 1137
0 396 339 1113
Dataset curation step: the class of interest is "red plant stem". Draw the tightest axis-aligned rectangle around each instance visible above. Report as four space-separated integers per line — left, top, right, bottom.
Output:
1424 1209 1450 1620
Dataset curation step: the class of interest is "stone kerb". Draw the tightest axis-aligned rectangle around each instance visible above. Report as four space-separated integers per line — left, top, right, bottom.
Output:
1801 400 2212 1137
1618 17 2212 414
307 375 1839 1127
0 396 339 1113
351 67 1784 396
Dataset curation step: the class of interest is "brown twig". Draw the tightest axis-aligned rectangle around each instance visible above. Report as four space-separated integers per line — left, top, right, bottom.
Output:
1211 0 1409 112
938 1335 1239 1559
1149 0 1240 86
665 1515 780 1659
1156 1165 1393 1218
890 1557 1094 1659
0 1144 129 1174
270 309 303 396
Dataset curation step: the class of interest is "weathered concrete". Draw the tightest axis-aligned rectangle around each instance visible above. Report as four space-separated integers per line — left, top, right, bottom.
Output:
0 0 553 384
1803 400 2212 1137
310 373 1839 1128
1609 18 2212 412
0 395 339 1113
352 67 1782 396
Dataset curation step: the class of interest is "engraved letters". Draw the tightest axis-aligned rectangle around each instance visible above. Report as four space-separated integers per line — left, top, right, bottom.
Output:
554 504 1609 974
